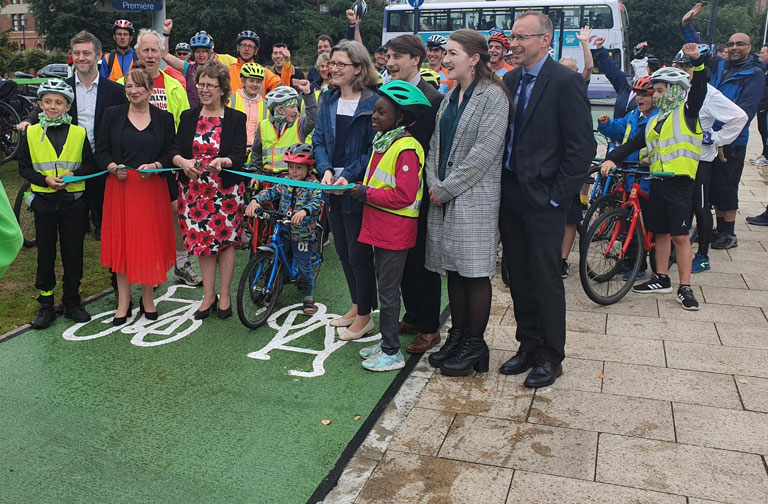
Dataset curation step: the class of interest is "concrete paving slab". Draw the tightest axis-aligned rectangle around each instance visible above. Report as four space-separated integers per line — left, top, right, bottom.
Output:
673 402 768 455
506 471 686 504
416 373 534 421
726 250 768 265
596 434 768 504
716 323 768 350
566 331 666 367
743 271 768 290
605 314 719 345
657 300 768 326
387 407 455 457
684 271 750 290
355 451 513 504
320 456 379 504
439 414 598 480
665 341 768 377
602 362 742 409
736 375 768 413
701 286 768 308
529 388 675 441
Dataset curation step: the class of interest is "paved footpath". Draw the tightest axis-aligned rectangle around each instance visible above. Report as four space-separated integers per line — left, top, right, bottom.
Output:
322 126 768 503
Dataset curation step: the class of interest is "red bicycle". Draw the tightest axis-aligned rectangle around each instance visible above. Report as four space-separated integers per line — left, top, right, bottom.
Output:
579 164 673 305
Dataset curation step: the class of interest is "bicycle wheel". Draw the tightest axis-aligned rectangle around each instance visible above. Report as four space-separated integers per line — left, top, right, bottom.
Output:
580 193 620 238
12 181 36 247
237 250 283 329
0 101 21 165
580 207 643 305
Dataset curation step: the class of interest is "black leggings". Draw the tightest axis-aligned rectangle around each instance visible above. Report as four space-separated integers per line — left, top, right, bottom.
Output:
692 161 713 257
758 109 768 158
446 271 492 340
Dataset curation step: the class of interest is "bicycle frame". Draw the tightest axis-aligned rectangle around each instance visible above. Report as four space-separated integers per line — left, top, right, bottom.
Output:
598 169 652 261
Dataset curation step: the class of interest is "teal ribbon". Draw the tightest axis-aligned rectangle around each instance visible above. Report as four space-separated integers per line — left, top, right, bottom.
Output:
62 166 356 191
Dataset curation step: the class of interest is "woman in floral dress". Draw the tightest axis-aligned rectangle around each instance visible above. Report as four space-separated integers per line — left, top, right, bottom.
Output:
171 60 248 320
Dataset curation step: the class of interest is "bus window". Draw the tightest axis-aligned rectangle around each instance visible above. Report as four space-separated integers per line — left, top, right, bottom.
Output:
479 8 513 31
388 10 414 32
582 5 613 29
450 9 480 30
419 9 450 31
547 7 582 29
514 7 544 22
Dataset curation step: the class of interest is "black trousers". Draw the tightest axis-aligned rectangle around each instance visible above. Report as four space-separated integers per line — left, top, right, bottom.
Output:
327 196 377 316
499 173 567 365
400 193 442 334
83 177 106 231
757 109 768 158
692 160 713 256
33 195 86 308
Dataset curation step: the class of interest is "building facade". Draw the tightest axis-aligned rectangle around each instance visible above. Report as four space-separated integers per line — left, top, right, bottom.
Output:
0 0 45 50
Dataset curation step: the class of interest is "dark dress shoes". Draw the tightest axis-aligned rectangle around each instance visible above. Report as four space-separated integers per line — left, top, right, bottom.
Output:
194 296 218 320
524 362 563 388
440 336 490 377
499 351 536 375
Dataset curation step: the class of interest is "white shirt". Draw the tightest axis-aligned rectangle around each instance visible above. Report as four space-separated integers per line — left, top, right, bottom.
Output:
74 72 99 150
699 83 748 162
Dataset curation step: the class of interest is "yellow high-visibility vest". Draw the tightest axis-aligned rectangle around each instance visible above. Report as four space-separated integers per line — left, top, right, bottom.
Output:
260 119 301 173
645 105 702 179
363 136 424 218
28 123 86 193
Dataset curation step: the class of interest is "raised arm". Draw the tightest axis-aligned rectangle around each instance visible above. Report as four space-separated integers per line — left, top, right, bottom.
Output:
680 3 704 44
575 26 594 83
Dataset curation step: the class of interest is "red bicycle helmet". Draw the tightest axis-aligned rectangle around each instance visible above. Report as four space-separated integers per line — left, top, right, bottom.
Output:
113 19 134 35
632 75 654 96
488 32 511 50
283 143 315 166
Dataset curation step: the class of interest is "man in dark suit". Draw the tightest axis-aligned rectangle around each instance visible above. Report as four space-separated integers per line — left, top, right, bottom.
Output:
21 31 127 240
498 12 595 387
384 34 445 354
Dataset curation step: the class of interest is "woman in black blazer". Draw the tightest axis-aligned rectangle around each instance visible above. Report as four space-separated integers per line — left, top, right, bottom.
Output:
95 63 177 325
170 60 248 320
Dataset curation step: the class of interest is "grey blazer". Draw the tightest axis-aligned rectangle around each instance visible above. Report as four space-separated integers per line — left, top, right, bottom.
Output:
424 79 510 278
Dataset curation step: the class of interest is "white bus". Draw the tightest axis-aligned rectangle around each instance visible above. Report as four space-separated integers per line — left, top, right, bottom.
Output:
382 0 629 100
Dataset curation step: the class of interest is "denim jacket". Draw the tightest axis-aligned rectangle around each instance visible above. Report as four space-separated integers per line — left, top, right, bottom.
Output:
254 176 323 241
312 87 377 214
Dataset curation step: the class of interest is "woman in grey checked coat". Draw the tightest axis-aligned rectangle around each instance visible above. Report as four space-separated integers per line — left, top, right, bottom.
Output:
424 29 511 377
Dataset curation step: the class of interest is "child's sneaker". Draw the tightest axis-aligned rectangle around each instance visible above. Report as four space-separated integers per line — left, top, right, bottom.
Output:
560 259 569 279
359 342 382 359
677 285 700 311
362 350 405 372
302 299 317 314
691 253 711 273
632 274 672 294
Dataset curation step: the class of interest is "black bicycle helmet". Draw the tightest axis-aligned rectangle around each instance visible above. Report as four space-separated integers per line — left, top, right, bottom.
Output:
237 30 260 47
646 54 661 73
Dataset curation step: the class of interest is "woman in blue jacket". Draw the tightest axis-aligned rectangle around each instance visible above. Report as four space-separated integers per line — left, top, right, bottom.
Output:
313 40 380 340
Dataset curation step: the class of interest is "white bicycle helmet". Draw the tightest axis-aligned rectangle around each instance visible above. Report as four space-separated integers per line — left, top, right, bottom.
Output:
37 79 74 103
352 0 368 19
426 35 447 49
650 67 691 91
265 86 299 112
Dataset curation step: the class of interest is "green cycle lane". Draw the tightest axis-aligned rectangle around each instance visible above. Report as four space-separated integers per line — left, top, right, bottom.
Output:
0 246 445 503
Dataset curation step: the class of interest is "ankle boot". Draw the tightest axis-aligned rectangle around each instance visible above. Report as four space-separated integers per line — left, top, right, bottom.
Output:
428 327 466 368
440 336 490 377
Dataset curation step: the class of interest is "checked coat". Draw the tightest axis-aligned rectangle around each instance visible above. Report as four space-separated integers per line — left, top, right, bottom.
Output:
424 79 510 278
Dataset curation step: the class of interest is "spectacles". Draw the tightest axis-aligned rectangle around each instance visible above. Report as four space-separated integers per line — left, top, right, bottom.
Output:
196 83 220 90
725 41 749 48
239 43 257 50
508 33 547 42
328 61 359 70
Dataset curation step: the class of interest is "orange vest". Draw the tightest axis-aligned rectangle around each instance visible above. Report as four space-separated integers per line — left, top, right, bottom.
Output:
107 50 133 82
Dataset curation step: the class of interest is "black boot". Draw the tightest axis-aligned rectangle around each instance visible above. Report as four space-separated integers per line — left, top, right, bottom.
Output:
440 335 490 377
32 305 56 329
427 327 466 368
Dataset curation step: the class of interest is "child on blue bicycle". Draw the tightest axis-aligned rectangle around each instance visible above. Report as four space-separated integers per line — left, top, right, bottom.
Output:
244 143 323 314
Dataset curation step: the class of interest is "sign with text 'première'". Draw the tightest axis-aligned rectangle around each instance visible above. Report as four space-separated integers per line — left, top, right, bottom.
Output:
113 0 163 11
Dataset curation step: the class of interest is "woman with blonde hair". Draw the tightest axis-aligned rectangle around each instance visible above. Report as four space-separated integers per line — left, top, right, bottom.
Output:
313 40 380 340
171 60 248 320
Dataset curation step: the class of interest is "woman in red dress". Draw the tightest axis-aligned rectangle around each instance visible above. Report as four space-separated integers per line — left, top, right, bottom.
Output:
96 63 177 325
171 61 248 320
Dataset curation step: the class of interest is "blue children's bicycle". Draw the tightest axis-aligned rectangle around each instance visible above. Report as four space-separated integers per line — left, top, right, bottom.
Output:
236 208 324 329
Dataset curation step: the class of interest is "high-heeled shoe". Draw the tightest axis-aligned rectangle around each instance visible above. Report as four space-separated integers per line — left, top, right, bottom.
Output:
113 301 134 326
217 300 232 319
194 296 218 320
139 298 158 321
440 335 490 377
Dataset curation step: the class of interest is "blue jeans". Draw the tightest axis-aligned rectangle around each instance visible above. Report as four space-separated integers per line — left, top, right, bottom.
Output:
289 239 315 298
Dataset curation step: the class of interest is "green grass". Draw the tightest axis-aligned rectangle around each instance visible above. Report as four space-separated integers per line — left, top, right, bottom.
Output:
0 161 112 334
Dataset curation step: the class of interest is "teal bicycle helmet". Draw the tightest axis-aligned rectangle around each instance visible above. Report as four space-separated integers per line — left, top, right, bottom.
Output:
378 80 431 110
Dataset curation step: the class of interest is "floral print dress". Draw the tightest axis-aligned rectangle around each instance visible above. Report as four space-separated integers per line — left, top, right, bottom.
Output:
178 116 245 256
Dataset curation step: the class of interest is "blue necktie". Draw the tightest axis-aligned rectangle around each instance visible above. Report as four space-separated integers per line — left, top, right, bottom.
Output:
508 73 534 173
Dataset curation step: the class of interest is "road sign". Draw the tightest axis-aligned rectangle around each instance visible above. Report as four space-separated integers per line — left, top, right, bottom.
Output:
407 0 424 8
112 0 163 11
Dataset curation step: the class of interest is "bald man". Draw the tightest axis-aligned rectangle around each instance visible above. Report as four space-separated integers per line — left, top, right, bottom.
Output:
682 3 766 248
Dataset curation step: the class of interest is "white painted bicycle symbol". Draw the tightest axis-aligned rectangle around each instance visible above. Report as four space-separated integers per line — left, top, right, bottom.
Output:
62 284 203 347
247 303 381 378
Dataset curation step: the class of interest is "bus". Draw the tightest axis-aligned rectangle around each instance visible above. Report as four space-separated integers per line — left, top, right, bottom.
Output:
382 0 629 100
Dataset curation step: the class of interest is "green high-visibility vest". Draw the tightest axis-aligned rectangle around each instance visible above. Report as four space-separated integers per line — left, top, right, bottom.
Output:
27 123 86 193
363 136 424 218
260 119 301 173
645 105 702 179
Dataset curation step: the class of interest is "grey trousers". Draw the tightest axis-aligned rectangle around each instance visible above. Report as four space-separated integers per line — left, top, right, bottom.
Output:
374 247 409 355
